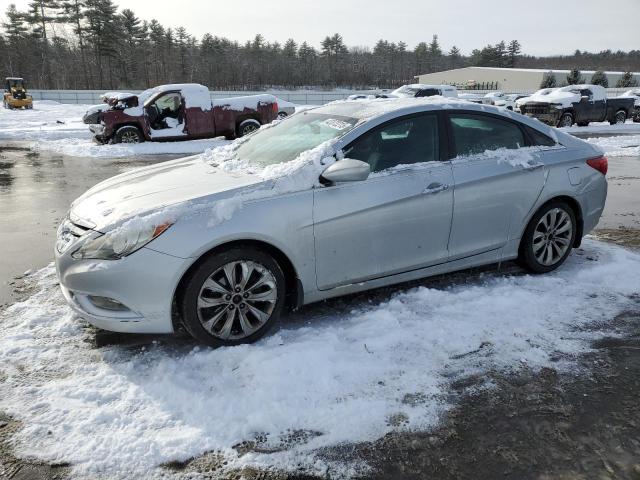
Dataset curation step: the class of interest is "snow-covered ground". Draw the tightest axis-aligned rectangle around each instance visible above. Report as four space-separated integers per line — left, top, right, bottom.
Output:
1 239 639 479
560 120 640 135
585 134 640 157
0 100 90 141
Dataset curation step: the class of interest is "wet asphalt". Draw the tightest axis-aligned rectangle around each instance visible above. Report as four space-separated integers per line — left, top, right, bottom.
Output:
0 141 639 305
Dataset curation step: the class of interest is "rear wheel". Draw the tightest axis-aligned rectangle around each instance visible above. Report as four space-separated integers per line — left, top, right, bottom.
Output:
180 248 286 347
557 112 573 128
113 125 143 144
610 110 626 125
237 119 260 137
519 201 577 273
277 111 288 120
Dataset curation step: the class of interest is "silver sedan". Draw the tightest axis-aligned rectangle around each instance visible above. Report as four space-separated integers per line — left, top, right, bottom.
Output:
55 98 608 346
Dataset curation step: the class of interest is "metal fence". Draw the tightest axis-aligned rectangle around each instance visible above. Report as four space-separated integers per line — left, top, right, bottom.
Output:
27 87 634 105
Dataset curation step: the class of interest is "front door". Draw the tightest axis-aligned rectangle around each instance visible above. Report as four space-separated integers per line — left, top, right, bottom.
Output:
145 91 187 139
313 113 454 290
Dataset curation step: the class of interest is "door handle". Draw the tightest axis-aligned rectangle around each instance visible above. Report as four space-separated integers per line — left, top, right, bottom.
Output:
423 182 450 194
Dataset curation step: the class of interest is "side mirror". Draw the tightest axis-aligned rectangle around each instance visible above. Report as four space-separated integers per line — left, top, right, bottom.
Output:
320 159 370 184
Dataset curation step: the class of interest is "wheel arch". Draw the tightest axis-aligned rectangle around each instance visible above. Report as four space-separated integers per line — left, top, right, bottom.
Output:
519 195 584 255
171 239 302 332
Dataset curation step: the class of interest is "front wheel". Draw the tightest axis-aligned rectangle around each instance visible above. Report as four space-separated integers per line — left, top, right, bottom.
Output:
237 119 261 137
518 201 577 273
557 112 573 128
180 248 286 347
113 125 144 144
610 110 626 125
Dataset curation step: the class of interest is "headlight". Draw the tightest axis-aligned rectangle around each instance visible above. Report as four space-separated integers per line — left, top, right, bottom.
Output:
72 221 172 260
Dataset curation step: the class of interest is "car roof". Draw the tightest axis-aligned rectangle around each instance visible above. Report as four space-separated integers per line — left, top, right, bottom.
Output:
313 96 493 120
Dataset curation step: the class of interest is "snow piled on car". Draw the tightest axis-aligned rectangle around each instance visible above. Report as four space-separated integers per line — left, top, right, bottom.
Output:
1 240 640 479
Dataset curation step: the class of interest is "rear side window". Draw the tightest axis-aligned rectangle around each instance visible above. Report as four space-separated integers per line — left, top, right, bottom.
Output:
525 126 557 147
449 113 525 156
344 114 439 172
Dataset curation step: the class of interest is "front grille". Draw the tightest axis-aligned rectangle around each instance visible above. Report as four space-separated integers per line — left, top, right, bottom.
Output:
520 104 551 115
56 217 92 254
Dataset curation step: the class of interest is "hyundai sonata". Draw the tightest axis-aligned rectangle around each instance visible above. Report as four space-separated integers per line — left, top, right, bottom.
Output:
55 98 607 346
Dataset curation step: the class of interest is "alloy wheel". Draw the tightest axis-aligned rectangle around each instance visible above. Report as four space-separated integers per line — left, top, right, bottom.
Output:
197 260 278 340
532 208 573 266
121 131 140 143
242 123 259 135
615 111 626 124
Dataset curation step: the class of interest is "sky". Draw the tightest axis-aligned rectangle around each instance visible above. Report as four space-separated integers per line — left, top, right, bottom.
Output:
1 0 638 56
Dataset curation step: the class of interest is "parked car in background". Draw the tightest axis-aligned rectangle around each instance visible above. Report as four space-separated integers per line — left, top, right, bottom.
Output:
620 88 640 122
458 93 484 104
483 92 529 110
56 98 607 347
84 83 278 143
390 84 458 98
274 98 297 119
516 84 634 127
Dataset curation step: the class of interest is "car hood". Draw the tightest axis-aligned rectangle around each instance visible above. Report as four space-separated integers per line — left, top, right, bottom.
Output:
70 156 266 231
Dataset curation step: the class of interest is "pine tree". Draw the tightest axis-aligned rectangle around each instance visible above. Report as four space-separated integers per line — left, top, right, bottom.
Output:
616 71 638 87
540 71 557 88
60 0 89 88
590 70 608 87
507 40 521 67
566 68 584 85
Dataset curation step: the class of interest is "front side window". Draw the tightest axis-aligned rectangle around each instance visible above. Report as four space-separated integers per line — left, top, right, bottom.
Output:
343 114 440 172
449 113 525 156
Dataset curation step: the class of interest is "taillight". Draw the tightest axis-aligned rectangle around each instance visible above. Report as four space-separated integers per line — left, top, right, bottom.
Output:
272 102 278 116
586 156 608 175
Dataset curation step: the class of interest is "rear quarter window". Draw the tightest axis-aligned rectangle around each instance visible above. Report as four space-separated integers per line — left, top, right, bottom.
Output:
525 126 557 147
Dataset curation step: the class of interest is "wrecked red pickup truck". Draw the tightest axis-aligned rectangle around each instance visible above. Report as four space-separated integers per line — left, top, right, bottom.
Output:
83 83 279 144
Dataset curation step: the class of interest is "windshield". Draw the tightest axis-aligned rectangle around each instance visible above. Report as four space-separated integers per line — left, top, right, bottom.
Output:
234 112 358 166
391 86 421 98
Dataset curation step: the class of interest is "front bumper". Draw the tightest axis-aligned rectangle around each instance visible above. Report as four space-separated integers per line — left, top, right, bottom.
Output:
55 238 191 334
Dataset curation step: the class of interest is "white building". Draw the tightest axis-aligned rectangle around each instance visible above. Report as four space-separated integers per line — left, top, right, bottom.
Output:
415 67 639 92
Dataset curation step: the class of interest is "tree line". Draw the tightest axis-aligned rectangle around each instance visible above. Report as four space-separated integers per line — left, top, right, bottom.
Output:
1 0 639 91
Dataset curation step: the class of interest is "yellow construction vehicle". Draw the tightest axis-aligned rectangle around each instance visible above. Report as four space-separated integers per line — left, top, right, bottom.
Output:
3 77 33 109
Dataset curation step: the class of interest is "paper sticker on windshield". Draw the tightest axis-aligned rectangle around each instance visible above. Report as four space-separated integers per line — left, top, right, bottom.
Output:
321 118 351 130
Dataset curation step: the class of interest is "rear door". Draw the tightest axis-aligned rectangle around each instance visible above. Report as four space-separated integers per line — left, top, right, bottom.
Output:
313 113 454 290
446 112 546 259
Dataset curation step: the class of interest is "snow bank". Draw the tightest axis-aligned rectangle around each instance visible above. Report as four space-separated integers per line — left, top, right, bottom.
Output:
0 101 90 141
1 240 639 478
584 134 640 157
31 137 230 158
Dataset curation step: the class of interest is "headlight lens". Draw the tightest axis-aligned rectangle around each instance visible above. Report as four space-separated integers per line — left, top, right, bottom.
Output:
72 221 172 260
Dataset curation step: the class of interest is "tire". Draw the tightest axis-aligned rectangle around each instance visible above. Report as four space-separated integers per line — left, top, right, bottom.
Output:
237 119 261 137
577 121 589 127
557 112 573 128
113 125 144 144
277 111 288 120
610 110 626 125
180 248 286 347
518 201 577 274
